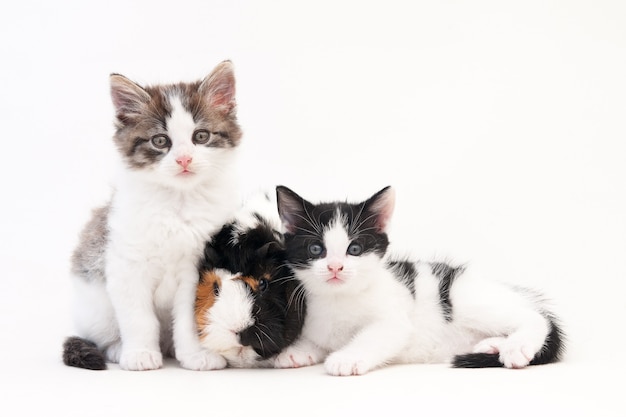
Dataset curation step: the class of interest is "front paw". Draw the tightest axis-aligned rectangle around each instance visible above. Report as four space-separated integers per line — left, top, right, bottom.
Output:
178 350 227 371
119 349 163 371
273 347 320 369
324 351 372 376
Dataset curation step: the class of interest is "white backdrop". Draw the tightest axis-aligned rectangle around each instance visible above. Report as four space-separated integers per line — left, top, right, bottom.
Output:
1 1 624 416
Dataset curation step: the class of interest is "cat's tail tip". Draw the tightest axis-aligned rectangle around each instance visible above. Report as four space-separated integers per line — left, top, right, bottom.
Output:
63 336 107 370
451 353 504 368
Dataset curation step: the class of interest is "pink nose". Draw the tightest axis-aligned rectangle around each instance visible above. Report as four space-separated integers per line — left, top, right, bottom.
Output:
176 156 193 169
327 263 344 273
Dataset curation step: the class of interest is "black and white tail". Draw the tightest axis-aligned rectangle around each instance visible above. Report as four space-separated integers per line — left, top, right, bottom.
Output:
452 316 565 368
62 337 107 370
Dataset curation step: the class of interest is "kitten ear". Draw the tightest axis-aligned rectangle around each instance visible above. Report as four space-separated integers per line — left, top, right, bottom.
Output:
110 74 151 119
276 186 307 234
363 186 395 232
199 60 236 114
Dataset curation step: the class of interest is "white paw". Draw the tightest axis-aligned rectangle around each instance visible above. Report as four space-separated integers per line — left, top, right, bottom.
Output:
474 337 536 369
499 342 536 369
473 337 507 354
273 347 320 369
119 349 163 371
105 341 123 363
324 352 371 376
178 350 227 371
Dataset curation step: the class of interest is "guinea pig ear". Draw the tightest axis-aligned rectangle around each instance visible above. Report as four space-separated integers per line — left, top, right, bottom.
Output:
256 241 283 260
201 243 221 271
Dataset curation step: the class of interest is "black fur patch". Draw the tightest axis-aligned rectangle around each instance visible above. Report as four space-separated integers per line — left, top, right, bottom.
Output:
527 315 566 365
431 262 465 322
452 353 503 368
237 270 305 359
62 337 107 370
201 216 283 277
387 259 417 297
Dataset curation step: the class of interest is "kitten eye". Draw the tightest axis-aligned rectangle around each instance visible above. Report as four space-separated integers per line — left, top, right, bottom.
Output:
151 134 170 149
308 243 324 257
193 130 211 145
212 281 220 296
347 242 363 256
258 278 269 293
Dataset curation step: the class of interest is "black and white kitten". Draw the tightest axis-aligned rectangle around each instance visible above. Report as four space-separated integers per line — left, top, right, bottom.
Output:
273 185 565 376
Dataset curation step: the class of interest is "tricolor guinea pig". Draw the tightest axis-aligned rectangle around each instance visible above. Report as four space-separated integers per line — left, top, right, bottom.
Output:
195 266 304 368
195 191 306 367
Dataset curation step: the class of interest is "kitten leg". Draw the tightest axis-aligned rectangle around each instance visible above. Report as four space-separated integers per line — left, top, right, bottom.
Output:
70 277 122 366
106 263 163 371
105 340 123 363
468 333 541 369
496 327 546 369
324 319 411 376
172 270 227 371
472 336 507 354
453 277 551 369
273 338 326 369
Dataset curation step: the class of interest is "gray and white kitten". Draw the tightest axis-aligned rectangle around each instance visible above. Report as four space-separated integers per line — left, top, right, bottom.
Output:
273 185 565 376
63 60 243 371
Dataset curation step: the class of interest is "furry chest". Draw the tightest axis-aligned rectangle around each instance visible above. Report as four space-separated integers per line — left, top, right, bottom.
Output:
110 186 225 251
111 206 212 256
304 298 371 351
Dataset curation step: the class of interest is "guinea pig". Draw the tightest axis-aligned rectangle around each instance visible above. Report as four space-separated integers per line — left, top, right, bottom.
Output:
196 192 306 367
195 267 305 368
200 191 286 277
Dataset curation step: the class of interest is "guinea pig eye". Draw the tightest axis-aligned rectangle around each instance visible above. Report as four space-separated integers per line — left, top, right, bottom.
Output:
193 129 211 144
308 243 324 257
151 134 170 149
258 278 269 293
212 281 220 296
347 242 363 256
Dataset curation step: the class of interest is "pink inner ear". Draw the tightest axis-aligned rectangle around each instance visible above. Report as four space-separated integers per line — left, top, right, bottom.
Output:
110 76 150 114
201 63 237 112
111 89 141 113
209 85 235 109
372 188 396 232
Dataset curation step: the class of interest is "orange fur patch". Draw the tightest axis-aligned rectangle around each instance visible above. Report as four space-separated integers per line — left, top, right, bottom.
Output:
195 271 222 340
234 275 259 292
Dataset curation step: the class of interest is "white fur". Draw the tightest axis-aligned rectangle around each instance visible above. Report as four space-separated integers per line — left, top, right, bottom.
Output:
274 216 554 376
197 270 272 368
231 190 283 241
71 94 240 370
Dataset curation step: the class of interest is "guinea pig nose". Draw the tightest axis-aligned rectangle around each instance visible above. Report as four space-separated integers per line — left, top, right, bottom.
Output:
240 326 261 347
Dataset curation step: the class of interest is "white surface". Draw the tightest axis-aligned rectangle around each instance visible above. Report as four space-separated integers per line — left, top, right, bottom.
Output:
1 1 624 416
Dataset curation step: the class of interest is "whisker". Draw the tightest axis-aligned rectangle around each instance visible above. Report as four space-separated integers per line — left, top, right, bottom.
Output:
256 326 279 349
254 332 265 353
287 282 307 311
